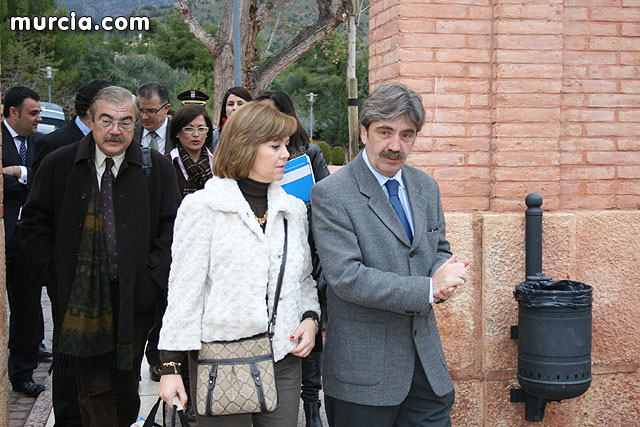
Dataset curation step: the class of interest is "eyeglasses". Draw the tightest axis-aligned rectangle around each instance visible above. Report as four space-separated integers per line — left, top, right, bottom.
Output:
140 103 168 116
182 126 209 135
98 118 134 131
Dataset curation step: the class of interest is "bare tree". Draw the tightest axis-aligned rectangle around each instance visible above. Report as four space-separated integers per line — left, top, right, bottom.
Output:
175 0 351 120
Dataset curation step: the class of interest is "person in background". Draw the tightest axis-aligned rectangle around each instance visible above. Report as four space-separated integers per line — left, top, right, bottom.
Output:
256 90 329 427
134 81 174 383
32 78 114 426
311 83 469 427
2 86 45 398
176 88 210 107
33 79 113 176
211 86 252 150
163 103 215 422
134 82 172 155
158 102 320 426
22 86 180 426
167 104 214 197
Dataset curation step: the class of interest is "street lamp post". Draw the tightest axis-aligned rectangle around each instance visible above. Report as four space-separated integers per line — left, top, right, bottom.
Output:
39 66 58 103
305 92 317 140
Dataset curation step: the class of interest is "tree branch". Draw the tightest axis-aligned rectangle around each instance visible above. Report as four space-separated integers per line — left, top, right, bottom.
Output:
175 0 219 55
249 0 351 93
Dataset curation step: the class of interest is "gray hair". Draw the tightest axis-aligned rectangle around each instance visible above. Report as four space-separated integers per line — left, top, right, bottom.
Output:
89 86 139 119
359 83 425 132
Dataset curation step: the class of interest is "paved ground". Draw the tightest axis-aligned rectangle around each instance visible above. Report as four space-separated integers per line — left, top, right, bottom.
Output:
9 292 327 426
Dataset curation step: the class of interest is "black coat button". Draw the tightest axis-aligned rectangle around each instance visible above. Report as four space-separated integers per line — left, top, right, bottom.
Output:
77 223 83 229
80 193 87 199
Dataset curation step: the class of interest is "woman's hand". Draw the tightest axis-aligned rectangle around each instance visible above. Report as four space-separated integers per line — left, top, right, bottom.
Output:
289 318 318 358
158 374 188 409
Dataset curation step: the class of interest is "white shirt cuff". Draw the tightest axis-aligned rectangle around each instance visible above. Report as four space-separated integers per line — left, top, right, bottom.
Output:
18 166 28 184
429 277 434 304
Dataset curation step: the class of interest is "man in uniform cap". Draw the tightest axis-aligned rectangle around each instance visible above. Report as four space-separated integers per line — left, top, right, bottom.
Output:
177 89 209 106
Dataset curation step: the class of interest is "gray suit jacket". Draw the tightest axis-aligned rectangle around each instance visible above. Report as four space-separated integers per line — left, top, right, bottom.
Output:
134 119 171 155
311 152 454 406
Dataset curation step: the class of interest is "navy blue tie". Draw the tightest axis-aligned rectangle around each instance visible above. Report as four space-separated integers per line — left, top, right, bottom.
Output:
101 158 119 281
385 179 413 243
16 136 27 165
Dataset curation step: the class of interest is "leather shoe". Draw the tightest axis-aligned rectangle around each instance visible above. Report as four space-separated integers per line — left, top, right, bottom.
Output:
39 343 53 361
12 380 45 397
149 364 161 382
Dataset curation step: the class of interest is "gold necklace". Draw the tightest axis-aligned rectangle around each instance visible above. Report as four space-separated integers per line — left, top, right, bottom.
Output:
253 208 268 226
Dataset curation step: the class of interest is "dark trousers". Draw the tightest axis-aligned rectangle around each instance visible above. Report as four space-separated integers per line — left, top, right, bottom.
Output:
145 322 161 366
325 354 455 427
6 228 44 385
47 285 83 427
301 352 322 402
189 353 302 427
75 331 148 427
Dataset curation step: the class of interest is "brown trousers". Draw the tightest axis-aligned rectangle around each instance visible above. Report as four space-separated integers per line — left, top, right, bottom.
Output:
189 352 302 427
75 331 148 427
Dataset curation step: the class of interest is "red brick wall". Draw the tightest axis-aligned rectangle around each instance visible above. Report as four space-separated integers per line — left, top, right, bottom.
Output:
369 0 640 212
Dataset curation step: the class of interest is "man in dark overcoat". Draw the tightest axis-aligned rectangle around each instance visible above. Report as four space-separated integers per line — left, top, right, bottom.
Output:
31 78 113 426
21 86 180 426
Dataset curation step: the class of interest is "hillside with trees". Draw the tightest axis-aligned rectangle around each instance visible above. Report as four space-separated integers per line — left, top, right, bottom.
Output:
1 0 369 149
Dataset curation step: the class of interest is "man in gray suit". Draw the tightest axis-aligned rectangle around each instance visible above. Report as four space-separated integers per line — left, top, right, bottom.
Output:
311 83 469 426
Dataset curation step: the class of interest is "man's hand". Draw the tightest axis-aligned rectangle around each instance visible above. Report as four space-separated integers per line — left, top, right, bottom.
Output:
432 254 469 303
2 166 21 177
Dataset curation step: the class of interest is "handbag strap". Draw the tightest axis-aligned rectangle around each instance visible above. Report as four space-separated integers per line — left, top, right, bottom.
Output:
268 218 288 335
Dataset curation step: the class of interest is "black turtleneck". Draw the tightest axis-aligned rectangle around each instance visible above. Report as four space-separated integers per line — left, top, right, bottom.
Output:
238 178 269 230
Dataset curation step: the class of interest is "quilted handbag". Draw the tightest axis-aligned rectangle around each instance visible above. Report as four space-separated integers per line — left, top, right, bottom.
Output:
195 219 288 417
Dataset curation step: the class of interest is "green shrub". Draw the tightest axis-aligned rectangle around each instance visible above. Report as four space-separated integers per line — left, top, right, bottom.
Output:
331 146 345 166
315 141 331 165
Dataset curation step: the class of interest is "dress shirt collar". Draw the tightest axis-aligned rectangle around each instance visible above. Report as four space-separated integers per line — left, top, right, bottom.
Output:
362 148 406 190
142 117 168 141
3 120 20 139
94 144 126 177
75 116 91 135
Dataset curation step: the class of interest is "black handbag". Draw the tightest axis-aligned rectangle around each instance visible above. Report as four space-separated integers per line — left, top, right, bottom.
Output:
133 396 189 427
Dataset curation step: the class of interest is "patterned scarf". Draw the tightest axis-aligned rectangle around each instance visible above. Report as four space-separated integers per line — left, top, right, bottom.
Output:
55 169 134 378
179 143 213 197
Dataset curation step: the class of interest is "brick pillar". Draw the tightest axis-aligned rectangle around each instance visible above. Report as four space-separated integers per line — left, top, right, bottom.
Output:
492 2 564 211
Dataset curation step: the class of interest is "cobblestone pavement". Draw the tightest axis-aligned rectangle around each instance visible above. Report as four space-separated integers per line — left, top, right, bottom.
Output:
8 290 53 427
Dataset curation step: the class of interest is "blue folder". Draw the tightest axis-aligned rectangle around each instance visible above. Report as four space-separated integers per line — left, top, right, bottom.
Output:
276 154 315 201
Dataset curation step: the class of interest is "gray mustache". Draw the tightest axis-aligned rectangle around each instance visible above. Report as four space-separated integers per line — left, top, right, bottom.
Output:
379 150 406 161
104 134 124 143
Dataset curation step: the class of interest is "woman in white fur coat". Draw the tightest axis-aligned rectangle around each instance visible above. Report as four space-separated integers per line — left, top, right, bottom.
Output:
157 102 321 426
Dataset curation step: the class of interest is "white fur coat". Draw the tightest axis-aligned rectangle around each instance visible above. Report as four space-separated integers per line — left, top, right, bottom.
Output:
158 176 320 361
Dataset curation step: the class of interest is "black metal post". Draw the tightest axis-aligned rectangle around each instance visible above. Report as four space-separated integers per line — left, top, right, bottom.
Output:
525 193 543 279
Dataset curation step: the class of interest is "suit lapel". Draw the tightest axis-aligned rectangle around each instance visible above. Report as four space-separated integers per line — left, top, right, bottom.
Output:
353 154 412 247
2 122 22 165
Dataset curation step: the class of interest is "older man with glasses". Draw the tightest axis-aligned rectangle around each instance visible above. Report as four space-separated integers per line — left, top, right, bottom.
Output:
21 86 180 426
134 82 172 155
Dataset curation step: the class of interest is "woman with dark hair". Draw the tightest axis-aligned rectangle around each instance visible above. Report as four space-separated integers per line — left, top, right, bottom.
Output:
158 102 320 426
255 90 328 427
168 104 215 197
211 86 253 150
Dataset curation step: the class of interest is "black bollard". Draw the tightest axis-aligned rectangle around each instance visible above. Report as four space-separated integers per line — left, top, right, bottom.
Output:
525 193 543 280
